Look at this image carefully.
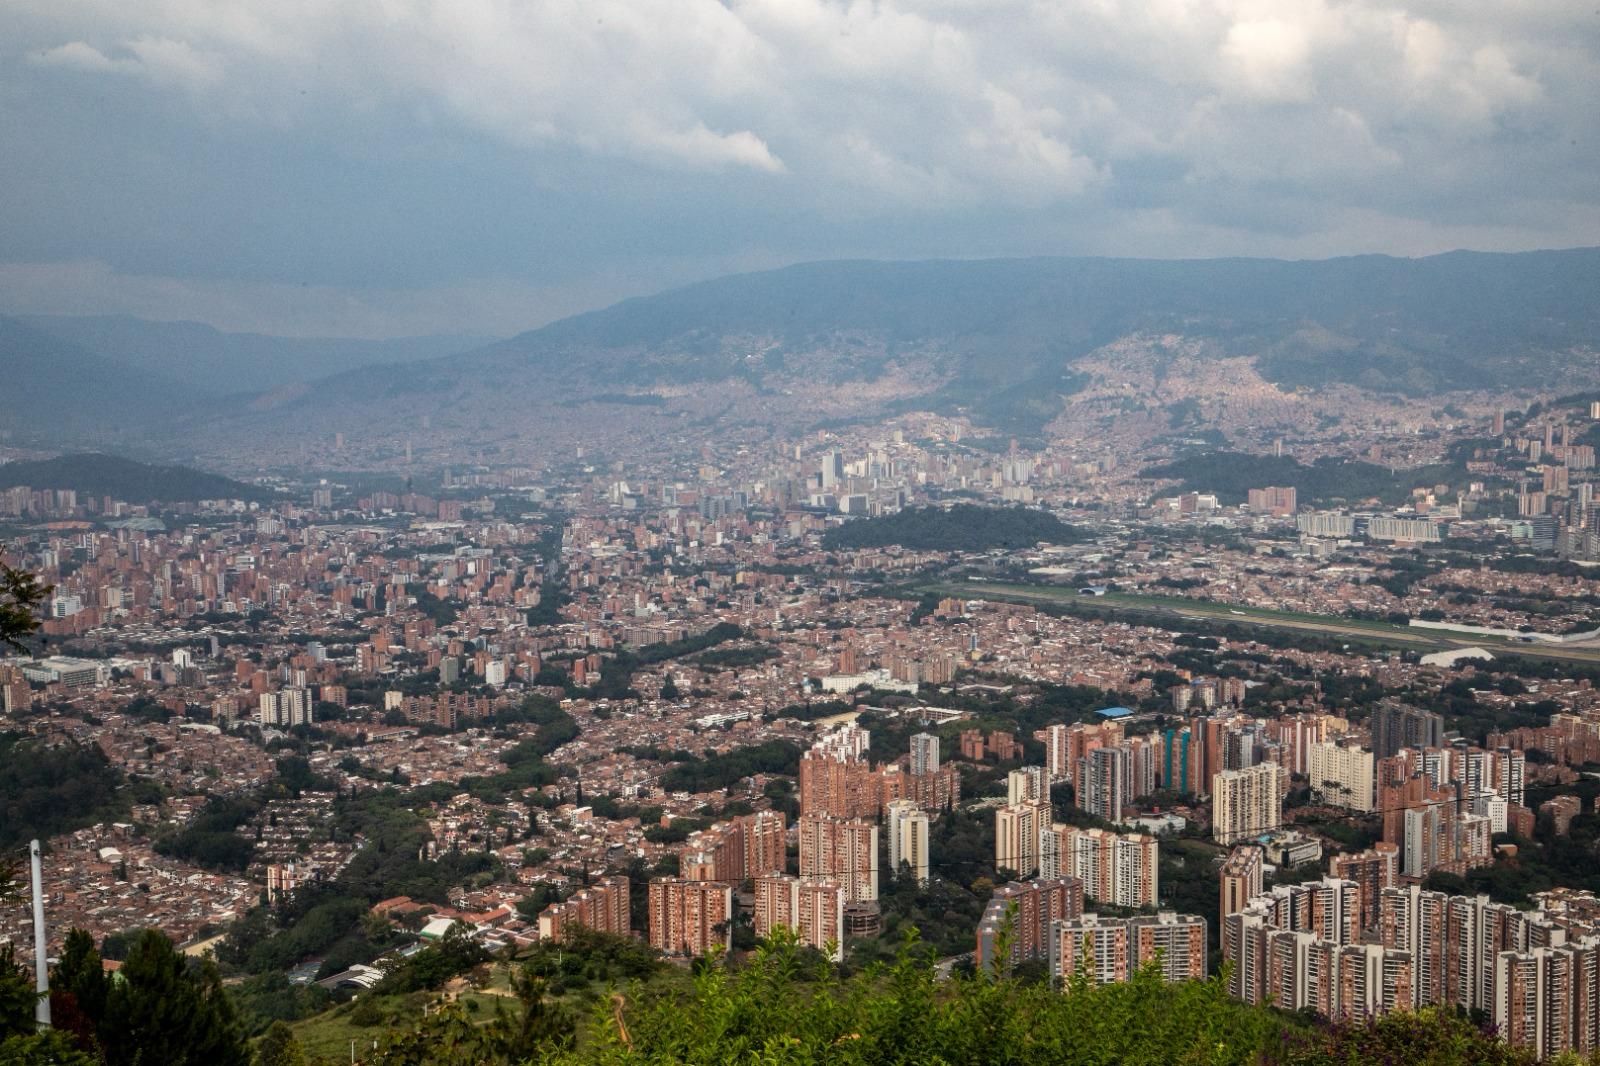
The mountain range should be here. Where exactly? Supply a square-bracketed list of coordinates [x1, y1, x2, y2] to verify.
[0, 313, 487, 444]
[15, 314, 486, 395]
[5, 249, 1599, 463]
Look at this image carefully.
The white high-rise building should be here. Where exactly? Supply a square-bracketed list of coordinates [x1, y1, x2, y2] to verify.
[1307, 741, 1375, 812]
[1212, 764, 1282, 844]
[820, 451, 843, 490]
[258, 687, 315, 729]
[995, 800, 1051, 878]
[1008, 766, 1048, 805]
[910, 733, 940, 775]
[886, 799, 930, 886]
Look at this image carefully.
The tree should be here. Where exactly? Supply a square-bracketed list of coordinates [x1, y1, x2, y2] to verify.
[0, 945, 39, 1039]
[253, 1022, 307, 1066]
[49, 929, 107, 1053]
[0, 1030, 98, 1066]
[98, 930, 250, 1066]
[0, 562, 49, 906]
[0, 562, 50, 654]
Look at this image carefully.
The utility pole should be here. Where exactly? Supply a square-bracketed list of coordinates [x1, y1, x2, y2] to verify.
[30, 839, 50, 1029]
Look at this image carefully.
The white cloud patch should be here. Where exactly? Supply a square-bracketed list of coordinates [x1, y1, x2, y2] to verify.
[1, 0, 1597, 334]
[12, 0, 1579, 197]
[33, 35, 220, 90]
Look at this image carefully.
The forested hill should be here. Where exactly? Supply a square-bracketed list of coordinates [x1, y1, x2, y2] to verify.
[0, 453, 273, 503]
[1141, 451, 1466, 507]
[822, 504, 1084, 552]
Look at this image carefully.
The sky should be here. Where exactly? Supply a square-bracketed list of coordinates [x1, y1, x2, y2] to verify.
[2, 0, 1598, 339]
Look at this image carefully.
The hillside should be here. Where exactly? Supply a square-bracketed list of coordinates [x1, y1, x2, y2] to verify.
[823, 504, 1085, 552]
[0, 453, 273, 503]
[1141, 451, 1467, 507]
[188, 249, 1600, 461]
[0, 315, 194, 440]
[17, 313, 488, 396]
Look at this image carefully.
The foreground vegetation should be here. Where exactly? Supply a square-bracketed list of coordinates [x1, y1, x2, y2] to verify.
[1, 894, 1593, 1065]
[315, 930, 1552, 1066]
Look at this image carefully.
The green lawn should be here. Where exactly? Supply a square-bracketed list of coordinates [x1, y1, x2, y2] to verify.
[289, 988, 518, 1061]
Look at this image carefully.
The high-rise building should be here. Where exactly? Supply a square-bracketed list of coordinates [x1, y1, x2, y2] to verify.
[1077, 746, 1130, 822]
[1052, 912, 1207, 987]
[820, 450, 843, 490]
[1220, 845, 1265, 921]
[742, 810, 788, 878]
[1008, 766, 1048, 805]
[1227, 879, 1408, 1018]
[1328, 844, 1398, 936]
[910, 733, 940, 775]
[1212, 764, 1282, 844]
[798, 749, 879, 819]
[1246, 486, 1298, 516]
[1043, 825, 1159, 909]
[1371, 703, 1444, 759]
[1044, 721, 1123, 783]
[995, 800, 1051, 878]
[648, 878, 733, 958]
[257, 686, 314, 728]
[1053, 913, 1130, 986]
[1130, 912, 1209, 984]
[753, 874, 798, 941]
[885, 800, 930, 886]
[798, 813, 878, 903]
[1306, 741, 1375, 812]
[975, 877, 1085, 974]
[539, 876, 631, 941]
[753, 874, 846, 961]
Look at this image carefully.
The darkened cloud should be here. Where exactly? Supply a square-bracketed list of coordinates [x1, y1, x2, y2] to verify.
[2, 0, 1596, 335]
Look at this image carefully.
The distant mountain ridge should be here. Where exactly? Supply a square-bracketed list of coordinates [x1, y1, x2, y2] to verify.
[0, 315, 195, 439]
[0, 453, 272, 503]
[15, 313, 489, 396]
[239, 248, 1600, 448]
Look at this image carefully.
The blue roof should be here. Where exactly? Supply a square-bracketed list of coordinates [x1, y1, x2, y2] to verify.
[1096, 706, 1134, 719]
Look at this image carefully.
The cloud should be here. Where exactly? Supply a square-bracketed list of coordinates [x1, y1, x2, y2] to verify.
[32, 35, 220, 90]
[1, 0, 1597, 334]
[15, 0, 1577, 199]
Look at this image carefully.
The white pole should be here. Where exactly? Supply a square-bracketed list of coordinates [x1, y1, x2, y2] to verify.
[29, 839, 50, 1029]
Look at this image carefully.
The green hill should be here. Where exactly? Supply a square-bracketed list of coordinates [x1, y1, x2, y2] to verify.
[0, 453, 273, 504]
[823, 504, 1085, 552]
[1141, 451, 1466, 507]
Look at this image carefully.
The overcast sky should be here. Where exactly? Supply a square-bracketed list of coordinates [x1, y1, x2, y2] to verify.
[3, 0, 1597, 339]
